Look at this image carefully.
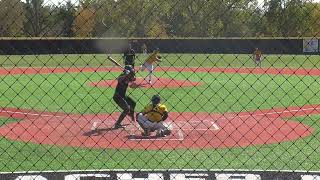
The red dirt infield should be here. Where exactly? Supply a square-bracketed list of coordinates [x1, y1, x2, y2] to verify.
[0, 67, 317, 150]
[88, 77, 203, 88]
[0, 105, 315, 150]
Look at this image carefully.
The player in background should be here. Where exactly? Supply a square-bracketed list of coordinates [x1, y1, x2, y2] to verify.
[253, 47, 262, 67]
[140, 48, 162, 84]
[113, 65, 136, 129]
[141, 43, 148, 55]
[123, 44, 136, 68]
[136, 94, 171, 137]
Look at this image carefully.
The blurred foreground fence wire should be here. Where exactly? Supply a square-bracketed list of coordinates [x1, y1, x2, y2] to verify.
[0, 0, 320, 180]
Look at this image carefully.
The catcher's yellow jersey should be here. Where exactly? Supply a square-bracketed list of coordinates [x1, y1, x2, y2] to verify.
[145, 52, 159, 64]
[143, 104, 168, 122]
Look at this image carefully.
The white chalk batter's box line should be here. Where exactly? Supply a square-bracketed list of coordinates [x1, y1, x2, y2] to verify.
[127, 130, 185, 141]
[90, 120, 218, 141]
[126, 120, 221, 141]
[91, 119, 220, 132]
[1, 106, 320, 126]
[162, 121, 220, 132]
[88, 120, 194, 141]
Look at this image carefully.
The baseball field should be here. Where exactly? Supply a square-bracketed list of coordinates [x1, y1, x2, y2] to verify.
[0, 53, 319, 172]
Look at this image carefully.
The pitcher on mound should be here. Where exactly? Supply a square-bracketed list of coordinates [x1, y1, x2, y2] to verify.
[140, 48, 162, 84]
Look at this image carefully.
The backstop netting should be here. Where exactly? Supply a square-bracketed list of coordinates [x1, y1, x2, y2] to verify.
[0, 0, 319, 179]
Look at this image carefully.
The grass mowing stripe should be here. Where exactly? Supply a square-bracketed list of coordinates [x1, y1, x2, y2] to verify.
[1, 71, 320, 114]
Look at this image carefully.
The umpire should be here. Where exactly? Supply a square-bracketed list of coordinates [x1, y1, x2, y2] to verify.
[113, 65, 136, 129]
[123, 44, 136, 68]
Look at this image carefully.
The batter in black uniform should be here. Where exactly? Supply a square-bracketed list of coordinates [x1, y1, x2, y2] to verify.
[123, 46, 136, 68]
[113, 65, 136, 129]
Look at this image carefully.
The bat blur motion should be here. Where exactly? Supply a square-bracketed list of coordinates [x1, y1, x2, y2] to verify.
[107, 56, 124, 69]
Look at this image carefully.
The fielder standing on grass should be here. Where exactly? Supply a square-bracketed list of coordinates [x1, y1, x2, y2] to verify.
[113, 65, 136, 129]
[253, 47, 262, 67]
[140, 48, 162, 84]
[136, 94, 171, 137]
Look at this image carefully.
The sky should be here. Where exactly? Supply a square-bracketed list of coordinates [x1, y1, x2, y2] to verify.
[43, 0, 78, 6]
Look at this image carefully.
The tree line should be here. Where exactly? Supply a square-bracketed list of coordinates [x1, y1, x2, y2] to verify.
[0, 0, 319, 38]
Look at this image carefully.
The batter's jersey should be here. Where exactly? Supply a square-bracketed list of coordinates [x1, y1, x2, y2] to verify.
[143, 104, 168, 122]
[114, 74, 129, 97]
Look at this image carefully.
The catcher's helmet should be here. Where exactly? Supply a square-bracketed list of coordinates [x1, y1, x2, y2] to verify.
[151, 94, 161, 105]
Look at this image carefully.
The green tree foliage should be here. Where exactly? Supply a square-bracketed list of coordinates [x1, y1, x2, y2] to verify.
[72, 0, 96, 37]
[264, 0, 284, 36]
[24, 0, 45, 36]
[0, 0, 26, 37]
[0, 0, 319, 37]
[263, 0, 316, 37]
[57, 1, 76, 37]
[92, 0, 118, 37]
[304, 1, 320, 37]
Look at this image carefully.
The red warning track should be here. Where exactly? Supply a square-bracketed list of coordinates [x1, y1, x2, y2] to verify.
[1, 66, 320, 76]
[0, 105, 315, 150]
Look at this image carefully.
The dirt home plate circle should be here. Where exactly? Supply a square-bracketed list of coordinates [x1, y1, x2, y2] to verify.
[0, 107, 314, 150]
[0, 67, 316, 150]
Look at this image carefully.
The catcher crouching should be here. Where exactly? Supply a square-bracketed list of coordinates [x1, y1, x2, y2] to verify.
[136, 94, 171, 137]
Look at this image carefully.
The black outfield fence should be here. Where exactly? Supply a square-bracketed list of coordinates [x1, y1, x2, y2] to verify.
[0, 0, 320, 179]
[0, 38, 313, 55]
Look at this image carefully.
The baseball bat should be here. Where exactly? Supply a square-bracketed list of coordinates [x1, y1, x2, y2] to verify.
[107, 56, 124, 69]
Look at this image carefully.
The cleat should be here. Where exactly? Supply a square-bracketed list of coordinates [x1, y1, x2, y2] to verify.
[91, 121, 99, 131]
[128, 135, 135, 139]
[114, 123, 126, 129]
[156, 129, 171, 137]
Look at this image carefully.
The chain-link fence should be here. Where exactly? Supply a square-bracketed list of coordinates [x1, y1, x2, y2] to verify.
[0, 0, 320, 179]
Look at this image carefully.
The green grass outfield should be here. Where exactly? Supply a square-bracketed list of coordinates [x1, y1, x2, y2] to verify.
[1, 53, 320, 68]
[0, 54, 319, 172]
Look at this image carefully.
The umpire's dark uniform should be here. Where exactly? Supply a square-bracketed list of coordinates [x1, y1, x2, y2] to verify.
[123, 48, 136, 68]
[113, 66, 136, 129]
